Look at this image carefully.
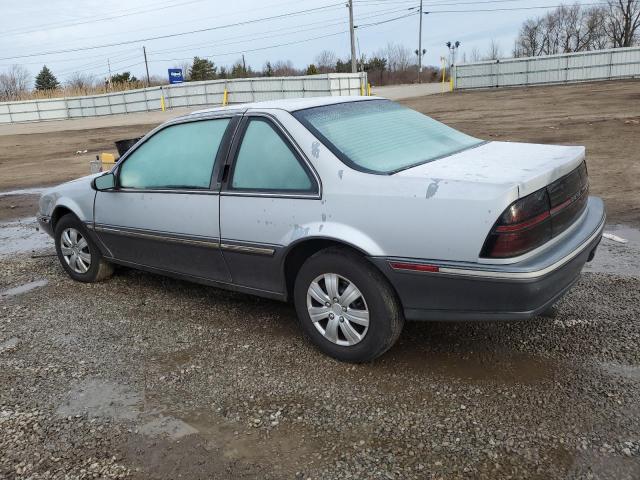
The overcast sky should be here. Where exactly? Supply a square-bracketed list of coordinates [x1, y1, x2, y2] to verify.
[1, 0, 601, 85]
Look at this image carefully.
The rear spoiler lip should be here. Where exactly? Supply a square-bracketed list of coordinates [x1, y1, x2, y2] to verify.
[515, 145, 585, 198]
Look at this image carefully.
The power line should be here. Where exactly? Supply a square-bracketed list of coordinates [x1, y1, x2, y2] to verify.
[426, 2, 609, 13]
[0, 3, 344, 61]
[147, 5, 410, 57]
[150, 10, 417, 63]
[0, 48, 139, 68]
[0, 0, 210, 38]
[39, 0, 331, 47]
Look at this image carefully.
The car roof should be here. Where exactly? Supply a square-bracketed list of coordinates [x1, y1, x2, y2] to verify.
[186, 95, 382, 117]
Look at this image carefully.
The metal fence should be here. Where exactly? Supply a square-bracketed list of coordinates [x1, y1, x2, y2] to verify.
[454, 46, 640, 89]
[0, 73, 367, 124]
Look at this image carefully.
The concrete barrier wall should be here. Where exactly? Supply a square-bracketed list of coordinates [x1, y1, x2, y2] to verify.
[454, 46, 640, 89]
[0, 73, 367, 124]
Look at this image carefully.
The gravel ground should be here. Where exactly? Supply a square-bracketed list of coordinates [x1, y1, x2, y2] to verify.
[1, 248, 639, 479]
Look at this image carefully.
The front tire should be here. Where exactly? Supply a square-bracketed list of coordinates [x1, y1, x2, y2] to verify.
[54, 214, 113, 283]
[294, 247, 404, 363]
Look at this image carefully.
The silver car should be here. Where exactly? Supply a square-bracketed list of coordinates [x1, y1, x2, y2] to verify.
[37, 97, 605, 362]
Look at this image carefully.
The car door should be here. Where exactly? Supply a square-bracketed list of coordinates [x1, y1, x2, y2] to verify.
[94, 115, 237, 282]
[219, 113, 321, 296]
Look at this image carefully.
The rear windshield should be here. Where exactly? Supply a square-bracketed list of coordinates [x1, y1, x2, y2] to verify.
[293, 99, 483, 174]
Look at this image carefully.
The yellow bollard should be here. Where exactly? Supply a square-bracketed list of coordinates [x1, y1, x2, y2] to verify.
[360, 83, 365, 96]
[160, 93, 166, 112]
[367, 82, 371, 96]
[441, 57, 447, 94]
[100, 152, 116, 172]
[222, 89, 228, 106]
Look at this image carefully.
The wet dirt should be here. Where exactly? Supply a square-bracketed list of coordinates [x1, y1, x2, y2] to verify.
[0, 194, 39, 222]
[585, 224, 640, 277]
[0, 216, 52, 256]
[0, 124, 154, 190]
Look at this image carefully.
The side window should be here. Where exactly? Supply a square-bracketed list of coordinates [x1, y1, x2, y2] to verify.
[119, 118, 230, 189]
[230, 118, 315, 192]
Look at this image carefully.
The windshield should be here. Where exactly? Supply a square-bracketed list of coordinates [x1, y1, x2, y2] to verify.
[293, 99, 483, 174]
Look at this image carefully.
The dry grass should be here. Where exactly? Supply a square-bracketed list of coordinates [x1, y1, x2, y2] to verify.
[9, 81, 163, 102]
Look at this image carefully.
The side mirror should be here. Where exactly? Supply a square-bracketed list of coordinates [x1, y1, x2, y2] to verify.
[92, 172, 116, 191]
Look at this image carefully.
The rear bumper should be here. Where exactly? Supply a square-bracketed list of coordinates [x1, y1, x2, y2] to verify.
[370, 196, 606, 321]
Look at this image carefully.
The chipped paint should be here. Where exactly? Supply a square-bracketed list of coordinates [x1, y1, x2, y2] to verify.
[425, 179, 441, 199]
[338, 170, 344, 179]
[311, 141, 320, 158]
[290, 224, 311, 242]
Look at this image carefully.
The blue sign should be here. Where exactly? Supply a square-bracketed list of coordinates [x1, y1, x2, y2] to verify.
[168, 68, 184, 84]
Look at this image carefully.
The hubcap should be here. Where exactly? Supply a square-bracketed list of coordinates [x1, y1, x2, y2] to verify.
[60, 228, 91, 274]
[306, 273, 369, 347]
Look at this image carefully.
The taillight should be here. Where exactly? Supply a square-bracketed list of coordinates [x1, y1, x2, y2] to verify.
[481, 162, 589, 259]
[481, 188, 552, 258]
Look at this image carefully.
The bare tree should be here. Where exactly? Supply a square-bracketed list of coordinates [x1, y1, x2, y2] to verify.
[272, 60, 297, 76]
[384, 42, 412, 72]
[605, 0, 640, 46]
[484, 39, 503, 60]
[470, 46, 483, 62]
[315, 50, 337, 73]
[0, 65, 30, 101]
[66, 72, 95, 92]
[514, 4, 612, 57]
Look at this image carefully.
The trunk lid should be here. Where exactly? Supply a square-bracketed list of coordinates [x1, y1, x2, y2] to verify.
[395, 141, 585, 197]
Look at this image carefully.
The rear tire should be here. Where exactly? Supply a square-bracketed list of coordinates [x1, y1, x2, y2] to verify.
[293, 247, 404, 362]
[54, 214, 113, 283]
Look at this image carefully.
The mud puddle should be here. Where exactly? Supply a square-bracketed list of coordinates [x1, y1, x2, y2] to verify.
[56, 377, 315, 476]
[57, 379, 207, 440]
[383, 343, 559, 385]
[0, 217, 52, 256]
[585, 224, 640, 277]
[0, 279, 48, 299]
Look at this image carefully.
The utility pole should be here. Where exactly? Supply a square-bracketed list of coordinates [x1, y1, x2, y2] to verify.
[242, 54, 246, 74]
[143, 46, 150, 87]
[418, 0, 423, 83]
[107, 58, 112, 91]
[348, 0, 357, 73]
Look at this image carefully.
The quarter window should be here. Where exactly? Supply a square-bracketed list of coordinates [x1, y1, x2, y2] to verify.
[119, 118, 230, 189]
[230, 118, 314, 192]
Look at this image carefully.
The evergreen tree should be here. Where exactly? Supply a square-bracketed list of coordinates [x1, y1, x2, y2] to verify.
[110, 71, 138, 84]
[263, 61, 274, 77]
[306, 64, 319, 75]
[34, 65, 59, 91]
[231, 61, 249, 78]
[335, 59, 351, 73]
[189, 57, 217, 81]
